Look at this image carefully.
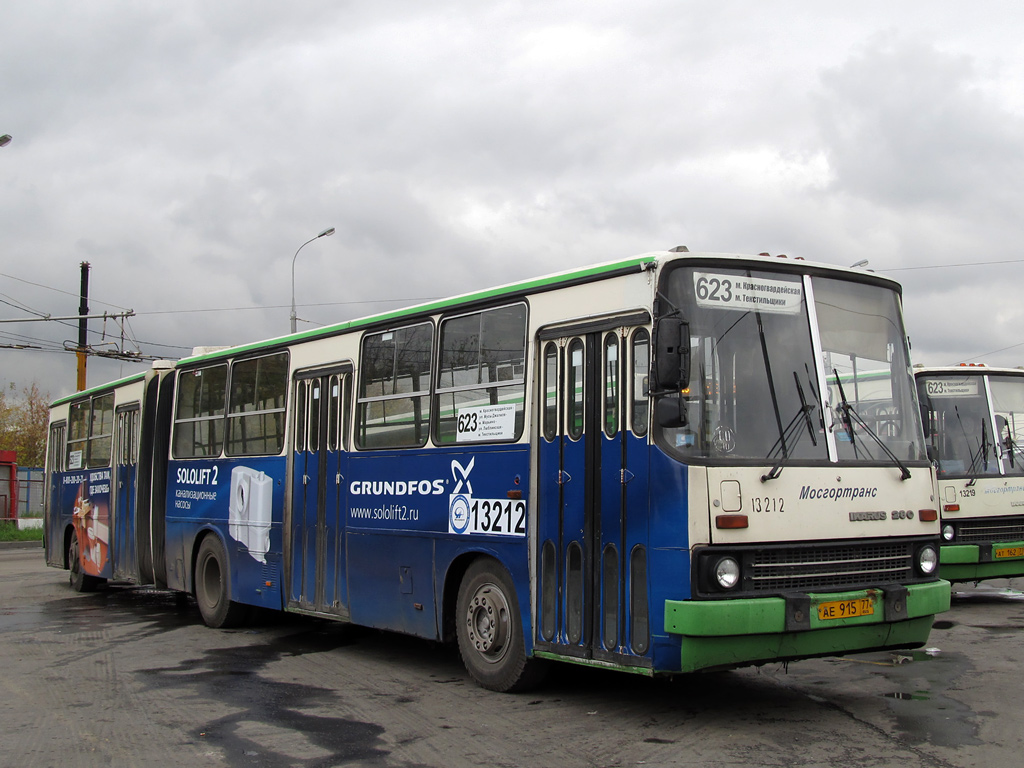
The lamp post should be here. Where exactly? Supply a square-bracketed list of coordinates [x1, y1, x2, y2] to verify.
[290, 227, 335, 334]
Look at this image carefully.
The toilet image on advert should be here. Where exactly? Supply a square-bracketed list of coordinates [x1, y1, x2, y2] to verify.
[229, 466, 272, 563]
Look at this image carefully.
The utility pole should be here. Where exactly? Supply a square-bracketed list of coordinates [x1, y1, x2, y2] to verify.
[77, 262, 90, 391]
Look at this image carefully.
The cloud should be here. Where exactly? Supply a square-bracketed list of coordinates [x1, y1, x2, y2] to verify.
[5, 3, 1024, 399]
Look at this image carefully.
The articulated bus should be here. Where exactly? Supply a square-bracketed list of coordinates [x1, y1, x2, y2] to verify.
[44, 249, 950, 691]
[915, 365, 1024, 582]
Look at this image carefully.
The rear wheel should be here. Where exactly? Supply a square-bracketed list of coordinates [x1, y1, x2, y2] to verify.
[67, 534, 102, 593]
[194, 535, 250, 628]
[456, 559, 548, 692]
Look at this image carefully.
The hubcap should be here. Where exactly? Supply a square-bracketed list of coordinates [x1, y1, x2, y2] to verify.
[466, 583, 510, 664]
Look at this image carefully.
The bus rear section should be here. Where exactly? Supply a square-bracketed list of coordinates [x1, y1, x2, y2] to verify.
[44, 366, 172, 592]
[916, 365, 1024, 582]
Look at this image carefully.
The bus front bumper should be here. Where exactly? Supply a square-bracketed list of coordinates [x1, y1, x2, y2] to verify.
[940, 541, 1024, 582]
[663, 580, 951, 673]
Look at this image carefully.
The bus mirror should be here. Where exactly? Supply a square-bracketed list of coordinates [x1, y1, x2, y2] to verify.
[655, 318, 690, 391]
[919, 404, 930, 438]
[655, 394, 688, 428]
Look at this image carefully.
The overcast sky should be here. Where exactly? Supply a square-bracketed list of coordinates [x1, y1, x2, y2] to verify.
[3, 1, 1024, 401]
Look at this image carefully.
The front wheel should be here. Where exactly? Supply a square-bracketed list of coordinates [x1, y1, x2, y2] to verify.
[67, 533, 102, 593]
[194, 535, 250, 628]
[456, 559, 547, 692]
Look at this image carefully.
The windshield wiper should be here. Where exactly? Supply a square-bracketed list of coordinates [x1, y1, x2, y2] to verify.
[761, 372, 818, 482]
[955, 406, 990, 486]
[1003, 414, 1018, 469]
[833, 368, 911, 481]
[753, 310, 789, 462]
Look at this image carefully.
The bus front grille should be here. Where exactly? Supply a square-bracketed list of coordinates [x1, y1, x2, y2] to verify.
[955, 516, 1024, 544]
[749, 541, 916, 592]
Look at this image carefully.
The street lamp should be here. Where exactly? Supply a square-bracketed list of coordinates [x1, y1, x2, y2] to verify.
[290, 227, 335, 333]
[0, 135, 11, 148]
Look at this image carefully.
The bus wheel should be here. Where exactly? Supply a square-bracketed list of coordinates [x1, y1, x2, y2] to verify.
[456, 559, 548, 692]
[194, 536, 249, 629]
[67, 534, 101, 593]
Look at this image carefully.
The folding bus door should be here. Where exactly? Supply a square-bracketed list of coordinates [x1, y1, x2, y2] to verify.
[290, 366, 352, 617]
[112, 404, 140, 581]
[536, 324, 652, 667]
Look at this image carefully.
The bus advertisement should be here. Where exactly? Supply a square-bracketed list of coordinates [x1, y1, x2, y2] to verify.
[916, 365, 1024, 582]
[44, 249, 950, 691]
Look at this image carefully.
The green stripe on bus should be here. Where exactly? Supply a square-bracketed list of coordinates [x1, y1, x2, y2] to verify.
[51, 372, 149, 407]
[181, 255, 656, 364]
[673, 616, 936, 673]
[664, 580, 950, 637]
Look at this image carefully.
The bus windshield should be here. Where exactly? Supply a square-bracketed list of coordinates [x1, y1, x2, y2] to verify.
[657, 264, 926, 466]
[918, 372, 1024, 478]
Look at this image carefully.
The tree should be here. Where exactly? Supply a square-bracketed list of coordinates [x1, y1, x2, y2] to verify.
[0, 383, 51, 467]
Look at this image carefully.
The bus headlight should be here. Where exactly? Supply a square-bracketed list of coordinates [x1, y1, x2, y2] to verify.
[942, 524, 956, 542]
[714, 557, 741, 589]
[916, 545, 939, 576]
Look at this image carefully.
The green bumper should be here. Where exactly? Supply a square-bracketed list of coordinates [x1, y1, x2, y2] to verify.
[664, 580, 951, 673]
[940, 541, 1024, 582]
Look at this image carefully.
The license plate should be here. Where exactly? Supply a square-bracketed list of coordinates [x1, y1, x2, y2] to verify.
[817, 597, 875, 621]
[995, 546, 1024, 559]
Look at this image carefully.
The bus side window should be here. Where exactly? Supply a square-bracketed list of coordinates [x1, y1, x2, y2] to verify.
[567, 339, 585, 440]
[357, 322, 433, 449]
[543, 342, 559, 441]
[631, 329, 650, 437]
[227, 352, 289, 456]
[293, 380, 308, 452]
[50, 422, 67, 473]
[66, 401, 89, 470]
[328, 374, 342, 452]
[435, 303, 527, 445]
[603, 332, 619, 437]
[88, 393, 115, 468]
[173, 364, 228, 459]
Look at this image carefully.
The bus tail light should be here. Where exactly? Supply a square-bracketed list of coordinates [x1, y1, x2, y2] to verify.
[919, 509, 938, 522]
[716, 514, 748, 529]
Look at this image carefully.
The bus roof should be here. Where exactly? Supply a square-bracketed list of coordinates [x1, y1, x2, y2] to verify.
[50, 371, 149, 408]
[179, 249, 898, 366]
[915, 365, 1024, 377]
[54, 248, 901, 397]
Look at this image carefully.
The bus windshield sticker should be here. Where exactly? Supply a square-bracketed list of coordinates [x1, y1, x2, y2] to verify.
[456, 404, 517, 442]
[924, 378, 980, 397]
[693, 272, 802, 315]
[68, 450, 83, 470]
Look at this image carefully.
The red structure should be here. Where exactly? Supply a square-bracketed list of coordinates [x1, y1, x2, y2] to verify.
[0, 451, 18, 522]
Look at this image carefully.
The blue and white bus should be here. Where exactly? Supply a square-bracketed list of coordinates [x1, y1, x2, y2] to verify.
[916, 364, 1024, 582]
[44, 248, 950, 691]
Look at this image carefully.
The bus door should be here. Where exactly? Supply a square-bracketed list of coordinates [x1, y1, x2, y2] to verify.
[44, 421, 67, 568]
[536, 324, 652, 666]
[289, 366, 352, 617]
[112, 404, 140, 581]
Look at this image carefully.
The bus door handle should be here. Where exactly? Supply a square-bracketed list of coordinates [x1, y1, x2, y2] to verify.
[558, 470, 572, 485]
[621, 469, 635, 485]
[303, 474, 309, 485]
[336, 473, 343, 485]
